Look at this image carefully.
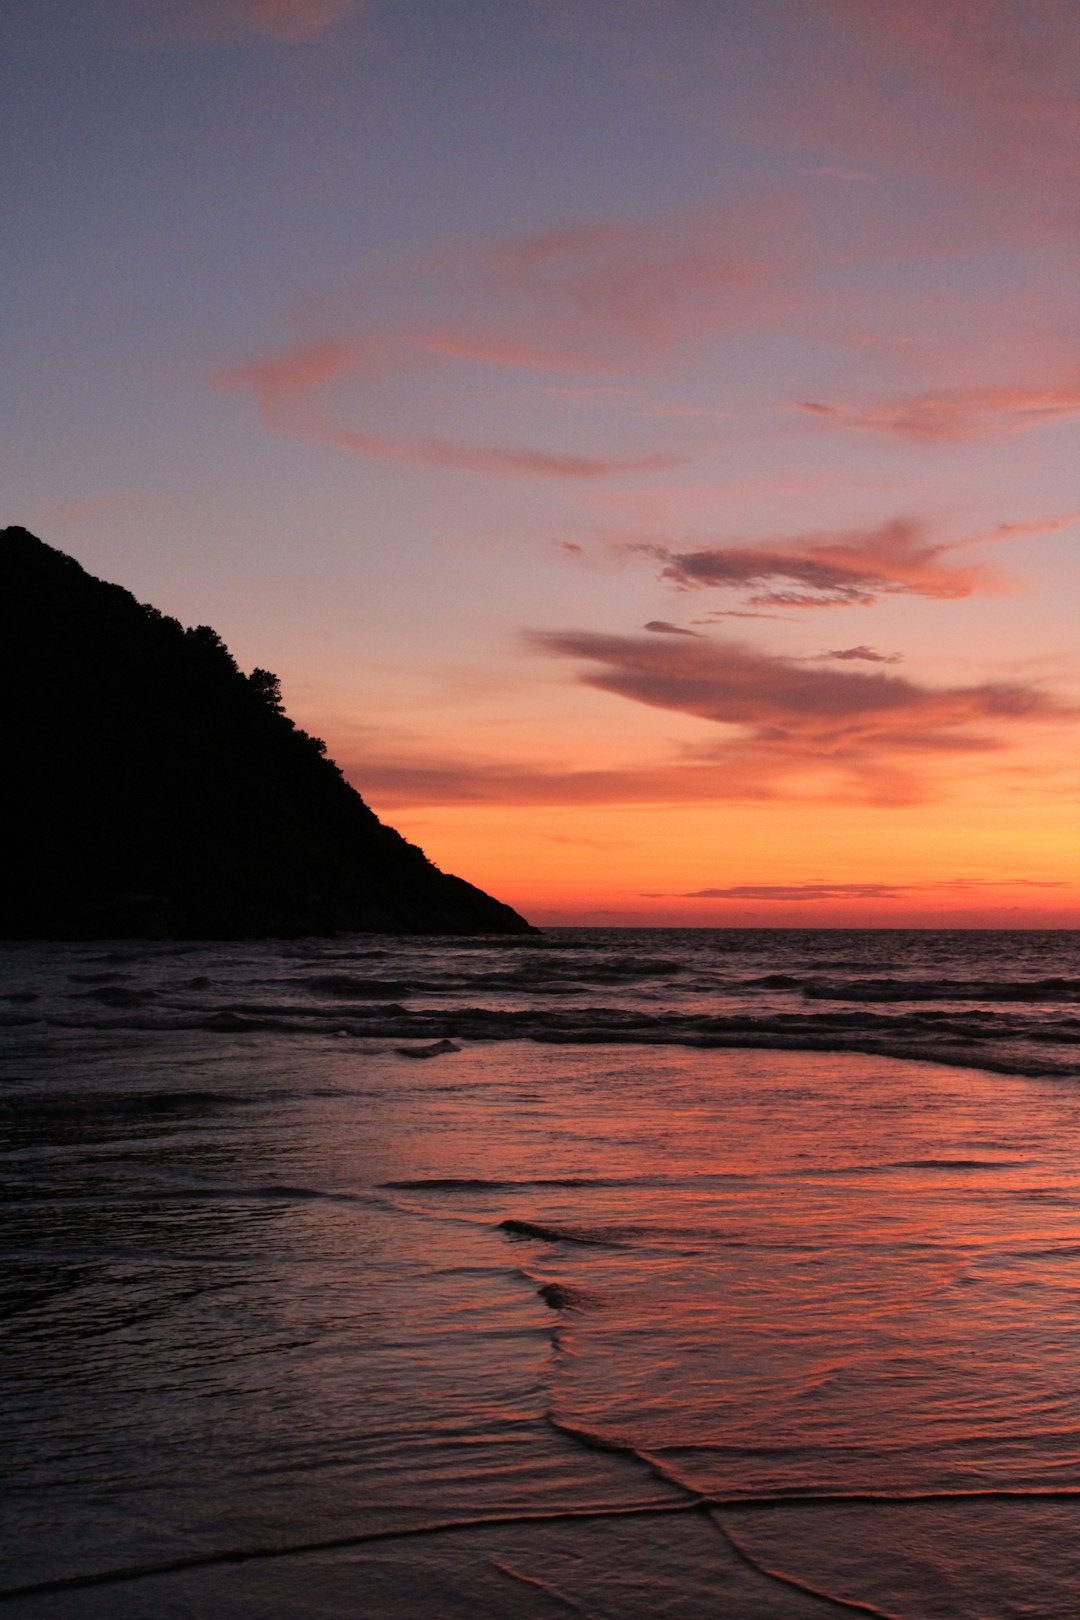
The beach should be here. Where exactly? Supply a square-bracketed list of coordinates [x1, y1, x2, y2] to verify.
[5, 930, 1080, 1616]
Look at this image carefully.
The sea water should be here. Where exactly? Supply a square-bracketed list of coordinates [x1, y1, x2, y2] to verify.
[3, 929, 1080, 1617]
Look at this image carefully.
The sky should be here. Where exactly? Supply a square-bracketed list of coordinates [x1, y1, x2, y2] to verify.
[3, 0, 1078, 926]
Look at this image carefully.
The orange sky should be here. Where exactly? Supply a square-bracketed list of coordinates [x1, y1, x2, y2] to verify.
[6, 0, 1079, 924]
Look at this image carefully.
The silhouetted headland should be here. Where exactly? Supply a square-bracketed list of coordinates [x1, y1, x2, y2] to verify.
[1, 527, 533, 938]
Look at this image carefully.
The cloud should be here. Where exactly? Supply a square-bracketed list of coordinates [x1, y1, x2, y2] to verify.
[643, 620, 700, 636]
[817, 646, 902, 664]
[525, 628, 1074, 802]
[797, 384, 1080, 443]
[214, 336, 686, 479]
[534, 0, 1080, 198]
[684, 882, 907, 901]
[131, 0, 361, 42]
[214, 336, 381, 408]
[215, 201, 797, 475]
[347, 756, 782, 809]
[991, 513, 1080, 541]
[801, 166, 871, 181]
[187, 0, 359, 40]
[433, 208, 794, 366]
[547, 834, 632, 850]
[642, 518, 997, 608]
[38, 493, 136, 524]
[678, 878, 1065, 900]
[404, 330, 597, 375]
[342, 614, 1073, 806]
[338, 431, 679, 480]
[817, 0, 1080, 176]
[320, 428, 684, 479]
[695, 608, 794, 622]
[742, 0, 1080, 199]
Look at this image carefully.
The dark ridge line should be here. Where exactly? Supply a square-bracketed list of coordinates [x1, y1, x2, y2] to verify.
[381, 1176, 640, 1190]
[0, 1503, 696, 1603]
[3, 1183, 390, 1213]
[712, 1514, 904, 1620]
[625, 1398, 933, 1620]
[548, 1414, 711, 1508]
[549, 1411, 883, 1615]
[4, 1480, 1080, 1602]
[718, 1487, 1080, 1508]
[547, 1405, 1080, 1615]
[488, 1556, 593, 1617]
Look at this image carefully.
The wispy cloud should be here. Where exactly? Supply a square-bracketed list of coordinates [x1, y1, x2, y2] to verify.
[684, 882, 908, 901]
[798, 384, 1080, 442]
[213, 335, 685, 479]
[816, 646, 903, 664]
[639, 518, 999, 608]
[643, 620, 700, 637]
[38, 493, 137, 524]
[746, 0, 1080, 199]
[437, 211, 790, 362]
[187, 0, 360, 40]
[347, 755, 780, 809]
[801, 166, 871, 182]
[214, 336, 382, 408]
[214, 203, 796, 476]
[818, 0, 1080, 176]
[677, 878, 1065, 900]
[321, 427, 683, 479]
[525, 628, 1074, 802]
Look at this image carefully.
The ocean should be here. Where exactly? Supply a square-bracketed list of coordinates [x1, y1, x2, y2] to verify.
[4, 927, 1080, 1617]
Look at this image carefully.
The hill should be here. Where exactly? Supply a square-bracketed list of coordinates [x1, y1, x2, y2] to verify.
[1, 528, 533, 937]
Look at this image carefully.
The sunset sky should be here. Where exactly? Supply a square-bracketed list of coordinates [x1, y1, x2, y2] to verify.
[5, 0, 1078, 925]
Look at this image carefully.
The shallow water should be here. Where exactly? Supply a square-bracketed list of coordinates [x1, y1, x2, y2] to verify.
[4, 931, 1080, 1616]
[4, 927, 1080, 1078]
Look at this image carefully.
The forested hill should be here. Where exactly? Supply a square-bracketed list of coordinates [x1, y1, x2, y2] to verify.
[1, 528, 533, 938]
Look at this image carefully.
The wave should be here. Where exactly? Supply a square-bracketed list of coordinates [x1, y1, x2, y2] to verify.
[801, 977, 1080, 1003]
[301, 975, 417, 998]
[536, 1281, 588, 1310]
[15, 996, 1080, 1078]
[296, 954, 690, 998]
[500, 1217, 625, 1247]
[382, 1176, 628, 1190]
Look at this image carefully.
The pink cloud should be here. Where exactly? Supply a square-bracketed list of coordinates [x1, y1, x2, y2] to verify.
[214, 318, 690, 480]
[38, 493, 136, 524]
[447, 210, 794, 364]
[686, 882, 906, 901]
[816, 646, 903, 665]
[798, 384, 1080, 442]
[343, 624, 1073, 809]
[214, 199, 814, 482]
[347, 755, 782, 810]
[757, 0, 1080, 194]
[213, 336, 380, 411]
[192, 0, 359, 39]
[525, 629, 1074, 802]
[680, 878, 1064, 900]
[320, 427, 685, 479]
[642, 518, 997, 607]
[403, 330, 600, 375]
[823, 0, 1080, 172]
